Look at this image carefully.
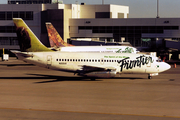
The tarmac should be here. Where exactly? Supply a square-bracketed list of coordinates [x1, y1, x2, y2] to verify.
[0, 57, 180, 120]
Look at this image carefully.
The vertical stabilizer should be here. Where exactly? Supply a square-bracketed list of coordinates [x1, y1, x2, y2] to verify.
[46, 22, 74, 47]
[13, 18, 52, 52]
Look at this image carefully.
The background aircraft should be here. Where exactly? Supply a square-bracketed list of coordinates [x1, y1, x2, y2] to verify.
[46, 23, 138, 54]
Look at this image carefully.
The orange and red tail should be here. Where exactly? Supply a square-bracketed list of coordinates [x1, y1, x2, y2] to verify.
[46, 23, 74, 47]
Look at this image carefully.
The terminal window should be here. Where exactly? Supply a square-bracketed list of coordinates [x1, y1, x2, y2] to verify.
[0, 37, 18, 45]
[79, 25, 179, 35]
[95, 12, 112, 18]
[78, 25, 179, 46]
[8, 0, 51, 4]
[0, 26, 15, 33]
[0, 11, 33, 20]
[0, 12, 5, 20]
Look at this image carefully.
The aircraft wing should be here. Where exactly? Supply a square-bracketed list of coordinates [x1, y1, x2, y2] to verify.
[78, 65, 116, 73]
[76, 65, 117, 78]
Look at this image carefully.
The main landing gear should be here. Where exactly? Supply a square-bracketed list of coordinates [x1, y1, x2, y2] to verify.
[148, 74, 152, 79]
[148, 73, 159, 79]
[90, 78, 96, 81]
[148, 76, 152, 79]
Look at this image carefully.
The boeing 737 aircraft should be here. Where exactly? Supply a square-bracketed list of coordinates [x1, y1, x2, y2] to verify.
[12, 18, 171, 80]
[46, 22, 137, 53]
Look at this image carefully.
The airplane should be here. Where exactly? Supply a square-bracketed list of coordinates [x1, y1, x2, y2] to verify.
[12, 18, 171, 80]
[46, 22, 138, 53]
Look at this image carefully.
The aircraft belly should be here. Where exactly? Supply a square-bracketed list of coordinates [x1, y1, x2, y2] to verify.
[122, 67, 146, 74]
[51, 62, 75, 71]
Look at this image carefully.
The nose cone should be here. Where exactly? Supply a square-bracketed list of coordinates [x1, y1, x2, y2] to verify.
[158, 62, 171, 72]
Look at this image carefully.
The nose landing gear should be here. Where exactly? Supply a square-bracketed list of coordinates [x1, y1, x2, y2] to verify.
[148, 73, 158, 79]
[148, 75, 152, 79]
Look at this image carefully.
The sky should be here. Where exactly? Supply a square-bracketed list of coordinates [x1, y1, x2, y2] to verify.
[0, 0, 180, 18]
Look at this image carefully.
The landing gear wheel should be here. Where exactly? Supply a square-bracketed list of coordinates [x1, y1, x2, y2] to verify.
[148, 76, 152, 79]
[91, 78, 96, 81]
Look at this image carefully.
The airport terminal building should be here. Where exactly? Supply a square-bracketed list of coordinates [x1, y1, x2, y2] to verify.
[0, 0, 180, 58]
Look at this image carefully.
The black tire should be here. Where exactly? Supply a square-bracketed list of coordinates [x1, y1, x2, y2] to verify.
[91, 78, 96, 81]
[148, 76, 152, 79]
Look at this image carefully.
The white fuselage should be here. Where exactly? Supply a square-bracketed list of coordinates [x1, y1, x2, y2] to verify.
[56, 46, 137, 53]
[17, 51, 170, 78]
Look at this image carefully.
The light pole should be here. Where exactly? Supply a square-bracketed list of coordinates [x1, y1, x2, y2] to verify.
[157, 0, 159, 18]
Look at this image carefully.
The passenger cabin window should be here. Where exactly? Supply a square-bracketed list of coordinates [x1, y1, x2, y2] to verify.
[57, 58, 121, 63]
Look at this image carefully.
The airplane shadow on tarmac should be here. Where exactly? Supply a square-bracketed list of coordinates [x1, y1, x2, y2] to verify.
[0, 64, 144, 83]
[0, 73, 143, 83]
[8, 74, 144, 84]
[29, 74, 143, 83]
[0, 64, 34, 67]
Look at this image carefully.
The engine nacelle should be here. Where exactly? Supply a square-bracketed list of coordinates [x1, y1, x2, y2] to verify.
[84, 71, 116, 78]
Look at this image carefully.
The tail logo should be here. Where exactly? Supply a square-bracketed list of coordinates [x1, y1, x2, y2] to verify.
[15, 24, 31, 52]
[13, 18, 53, 52]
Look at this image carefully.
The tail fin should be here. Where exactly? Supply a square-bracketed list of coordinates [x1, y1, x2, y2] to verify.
[13, 18, 53, 52]
[46, 22, 74, 47]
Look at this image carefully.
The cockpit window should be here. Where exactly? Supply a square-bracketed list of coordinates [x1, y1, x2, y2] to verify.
[156, 58, 162, 62]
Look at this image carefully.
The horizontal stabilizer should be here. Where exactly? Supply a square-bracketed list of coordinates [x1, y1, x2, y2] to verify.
[11, 50, 33, 58]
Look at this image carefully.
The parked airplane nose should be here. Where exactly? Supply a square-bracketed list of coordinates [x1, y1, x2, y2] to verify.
[159, 62, 171, 72]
